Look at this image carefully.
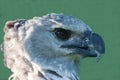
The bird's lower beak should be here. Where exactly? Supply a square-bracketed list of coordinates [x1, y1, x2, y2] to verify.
[61, 33, 105, 60]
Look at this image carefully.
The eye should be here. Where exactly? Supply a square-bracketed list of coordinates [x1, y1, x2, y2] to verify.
[54, 28, 71, 41]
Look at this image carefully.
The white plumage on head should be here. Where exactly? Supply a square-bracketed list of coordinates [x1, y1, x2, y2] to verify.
[2, 13, 105, 80]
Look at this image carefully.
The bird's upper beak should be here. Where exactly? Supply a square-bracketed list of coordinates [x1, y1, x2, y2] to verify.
[61, 32, 105, 60]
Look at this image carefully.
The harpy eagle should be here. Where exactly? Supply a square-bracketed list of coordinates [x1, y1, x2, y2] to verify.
[1, 13, 105, 80]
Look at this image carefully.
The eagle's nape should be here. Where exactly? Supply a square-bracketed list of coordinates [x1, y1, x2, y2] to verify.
[1, 13, 105, 80]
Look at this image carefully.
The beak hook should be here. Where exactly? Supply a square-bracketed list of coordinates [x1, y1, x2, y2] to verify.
[96, 50, 102, 62]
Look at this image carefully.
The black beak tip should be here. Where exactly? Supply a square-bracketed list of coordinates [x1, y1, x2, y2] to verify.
[91, 33, 105, 54]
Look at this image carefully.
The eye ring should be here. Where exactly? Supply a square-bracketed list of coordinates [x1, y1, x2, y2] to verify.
[54, 28, 71, 41]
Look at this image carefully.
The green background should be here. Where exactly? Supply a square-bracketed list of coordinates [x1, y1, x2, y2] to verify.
[0, 0, 120, 80]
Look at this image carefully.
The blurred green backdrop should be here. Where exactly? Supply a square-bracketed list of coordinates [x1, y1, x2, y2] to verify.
[0, 0, 120, 80]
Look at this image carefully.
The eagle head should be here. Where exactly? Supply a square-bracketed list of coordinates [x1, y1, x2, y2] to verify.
[2, 13, 105, 80]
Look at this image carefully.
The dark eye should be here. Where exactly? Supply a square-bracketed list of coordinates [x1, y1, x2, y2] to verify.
[54, 28, 71, 41]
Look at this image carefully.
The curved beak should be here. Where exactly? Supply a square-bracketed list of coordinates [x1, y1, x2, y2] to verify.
[61, 33, 105, 61]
